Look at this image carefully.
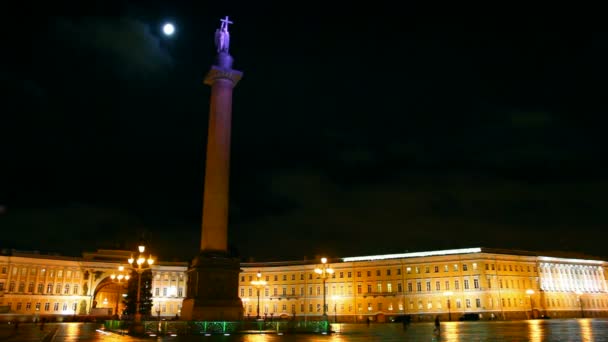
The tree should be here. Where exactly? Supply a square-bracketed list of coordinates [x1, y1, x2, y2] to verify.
[123, 269, 153, 318]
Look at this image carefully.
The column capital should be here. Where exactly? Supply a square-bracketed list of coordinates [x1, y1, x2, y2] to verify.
[204, 66, 243, 87]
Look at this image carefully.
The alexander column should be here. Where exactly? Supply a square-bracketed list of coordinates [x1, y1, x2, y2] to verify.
[181, 16, 243, 321]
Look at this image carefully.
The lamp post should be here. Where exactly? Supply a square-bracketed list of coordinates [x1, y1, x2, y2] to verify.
[331, 295, 340, 323]
[443, 291, 453, 321]
[110, 266, 130, 317]
[314, 257, 334, 321]
[127, 244, 155, 324]
[241, 298, 249, 319]
[526, 289, 534, 319]
[251, 272, 267, 320]
[576, 291, 584, 318]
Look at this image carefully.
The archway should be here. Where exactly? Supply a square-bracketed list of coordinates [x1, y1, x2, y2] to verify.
[92, 277, 128, 317]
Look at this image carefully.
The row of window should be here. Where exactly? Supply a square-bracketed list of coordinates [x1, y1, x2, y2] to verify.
[239, 297, 608, 315]
[153, 287, 184, 297]
[0, 301, 78, 312]
[239, 275, 545, 299]
[240, 278, 484, 297]
[240, 298, 486, 314]
[0, 266, 81, 279]
[240, 263, 542, 284]
[154, 273, 185, 281]
[0, 282, 80, 295]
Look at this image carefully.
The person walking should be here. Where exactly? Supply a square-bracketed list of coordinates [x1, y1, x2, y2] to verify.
[434, 315, 440, 334]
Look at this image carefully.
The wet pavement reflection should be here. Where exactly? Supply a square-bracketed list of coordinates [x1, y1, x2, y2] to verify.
[1, 318, 607, 341]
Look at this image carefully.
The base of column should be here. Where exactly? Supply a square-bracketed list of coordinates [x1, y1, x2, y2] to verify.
[180, 251, 243, 321]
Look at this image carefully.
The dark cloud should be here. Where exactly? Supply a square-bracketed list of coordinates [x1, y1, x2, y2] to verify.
[48, 17, 173, 78]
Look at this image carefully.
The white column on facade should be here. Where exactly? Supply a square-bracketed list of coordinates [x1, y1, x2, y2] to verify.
[592, 267, 601, 292]
[566, 266, 575, 292]
[555, 265, 562, 291]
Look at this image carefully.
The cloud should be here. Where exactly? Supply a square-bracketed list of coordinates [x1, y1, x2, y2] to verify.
[48, 17, 173, 79]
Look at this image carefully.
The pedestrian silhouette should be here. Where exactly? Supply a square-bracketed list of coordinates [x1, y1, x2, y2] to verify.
[434, 315, 440, 334]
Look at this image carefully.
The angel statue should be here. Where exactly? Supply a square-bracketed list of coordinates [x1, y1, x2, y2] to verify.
[214, 16, 233, 53]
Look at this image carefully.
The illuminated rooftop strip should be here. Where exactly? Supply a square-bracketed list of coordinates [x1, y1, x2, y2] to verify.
[538, 256, 605, 265]
[342, 248, 482, 262]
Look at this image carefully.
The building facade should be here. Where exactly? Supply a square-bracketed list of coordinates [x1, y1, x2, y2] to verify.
[238, 248, 608, 322]
[1, 247, 607, 322]
[0, 249, 188, 320]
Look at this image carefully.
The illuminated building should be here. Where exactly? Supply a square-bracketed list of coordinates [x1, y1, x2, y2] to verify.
[1, 247, 607, 322]
[0, 249, 187, 319]
[238, 248, 608, 322]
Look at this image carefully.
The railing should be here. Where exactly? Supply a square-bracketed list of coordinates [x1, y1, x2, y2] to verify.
[276, 294, 300, 299]
[104, 319, 332, 336]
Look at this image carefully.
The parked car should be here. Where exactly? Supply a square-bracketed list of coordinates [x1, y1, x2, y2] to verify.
[459, 313, 480, 321]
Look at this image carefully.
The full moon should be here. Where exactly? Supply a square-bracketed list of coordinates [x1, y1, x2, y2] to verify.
[162, 23, 175, 36]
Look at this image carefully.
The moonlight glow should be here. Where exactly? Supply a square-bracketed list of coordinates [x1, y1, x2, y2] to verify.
[162, 23, 175, 36]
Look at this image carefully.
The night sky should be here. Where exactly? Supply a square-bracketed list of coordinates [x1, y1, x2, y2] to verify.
[2, 2, 607, 262]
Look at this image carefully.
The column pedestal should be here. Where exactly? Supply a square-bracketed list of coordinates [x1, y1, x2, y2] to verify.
[181, 252, 243, 321]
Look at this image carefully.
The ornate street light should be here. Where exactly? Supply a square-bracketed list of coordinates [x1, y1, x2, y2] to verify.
[127, 244, 155, 323]
[314, 257, 334, 321]
[443, 291, 453, 321]
[526, 289, 535, 319]
[109, 266, 130, 317]
[251, 272, 267, 320]
[111, 266, 131, 283]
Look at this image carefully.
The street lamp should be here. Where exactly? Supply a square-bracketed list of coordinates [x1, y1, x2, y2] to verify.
[110, 266, 130, 317]
[314, 257, 334, 321]
[575, 291, 584, 318]
[251, 272, 267, 320]
[331, 295, 340, 323]
[127, 244, 155, 324]
[526, 289, 534, 319]
[443, 291, 453, 321]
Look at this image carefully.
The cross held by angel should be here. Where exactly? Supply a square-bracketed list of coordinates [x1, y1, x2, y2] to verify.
[215, 16, 232, 53]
